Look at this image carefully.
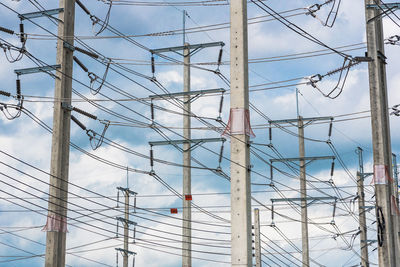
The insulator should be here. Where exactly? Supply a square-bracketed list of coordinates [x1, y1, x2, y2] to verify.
[150, 148, 154, 167]
[19, 23, 25, 43]
[16, 79, 21, 99]
[270, 165, 273, 182]
[71, 115, 87, 131]
[150, 102, 154, 121]
[116, 220, 119, 238]
[332, 200, 337, 219]
[133, 195, 137, 213]
[0, 26, 14, 35]
[271, 204, 275, 221]
[218, 142, 224, 164]
[328, 120, 333, 138]
[117, 191, 120, 208]
[133, 225, 136, 244]
[0, 90, 11, 97]
[151, 55, 155, 74]
[330, 161, 335, 177]
[269, 125, 272, 141]
[75, 46, 99, 59]
[76, 0, 91, 15]
[218, 95, 224, 114]
[217, 48, 223, 66]
[73, 56, 88, 72]
[72, 106, 97, 120]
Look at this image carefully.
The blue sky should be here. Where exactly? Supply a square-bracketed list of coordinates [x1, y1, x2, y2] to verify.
[0, 0, 399, 266]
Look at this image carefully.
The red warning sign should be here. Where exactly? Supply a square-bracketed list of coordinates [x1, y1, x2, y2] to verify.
[170, 208, 178, 214]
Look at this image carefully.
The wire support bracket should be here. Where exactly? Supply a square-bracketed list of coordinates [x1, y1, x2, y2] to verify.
[270, 155, 335, 166]
[367, 3, 400, 9]
[115, 248, 136, 256]
[18, 8, 64, 21]
[269, 116, 333, 127]
[14, 65, 61, 76]
[117, 187, 137, 196]
[149, 88, 225, 103]
[150, 41, 224, 57]
[149, 137, 225, 152]
[271, 196, 337, 207]
[366, 3, 400, 22]
[116, 217, 137, 226]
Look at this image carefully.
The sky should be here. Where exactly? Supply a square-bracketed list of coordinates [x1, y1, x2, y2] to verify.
[0, 0, 399, 266]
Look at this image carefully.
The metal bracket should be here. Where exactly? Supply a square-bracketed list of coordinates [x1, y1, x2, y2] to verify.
[115, 248, 136, 256]
[151, 41, 224, 57]
[377, 51, 387, 64]
[270, 156, 335, 167]
[361, 239, 378, 243]
[367, 3, 400, 9]
[149, 138, 225, 152]
[354, 56, 373, 62]
[117, 187, 137, 196]
[271, 196, 337, 207]
[360, 172, 374, 179]
[366, 3, 400, 22]
[63, 41, 75, 52]
[18, 8, 64, 21]
[14, 65, 61, 76]
[61, 102, 73, 111]
[360, 206, 375, 211]
[149, 88, 225, 103]
[269, 116, 333, 128]
[116, 217, 137, 226]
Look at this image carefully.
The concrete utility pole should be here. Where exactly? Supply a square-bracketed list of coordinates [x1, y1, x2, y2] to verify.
[150, 41, 223, 267]
[364, 1, 398, 266]
[123, 191, 130, 267]
[230, 0, 252, 266]
[357, 171, 370, 267]
[45, 1, 75, 266]
[269, 116, 333, 267]
[253, 209, 262, 267]
[298, 117, 309, 267]
[182, 43, 191, 267]
[116, 187, 137, 266]
[356, 147, 370, 267]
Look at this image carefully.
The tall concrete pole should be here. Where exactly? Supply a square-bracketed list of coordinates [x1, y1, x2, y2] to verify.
[364, 1, 397, 266]
[45, 1, 75, 266]
[254, 209, 261, 267]
[182, 43, 192, 267]
[123, 192, 130, 267]
[357, 172, 369, 267]
[230, 0, 252, 266]
[298, 117, 309, 267]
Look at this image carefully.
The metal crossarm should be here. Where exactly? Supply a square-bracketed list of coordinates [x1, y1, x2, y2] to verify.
[269, 116, 333, 127]
[270, 156, 335, 163]
[18, 8, 64, 20]
[149, 138, 225, 146]
[14, 65, 61, 76]
[367, 3, 400, 9]
[149, 88, 225, 100]
[360, 172, 374, 178]
[116, 217, 137, 226]
[271, 196, 337, 203]
[117, 187, 137, 196]
[115, 248, 136, 256]
[151, 41, 224, 55]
